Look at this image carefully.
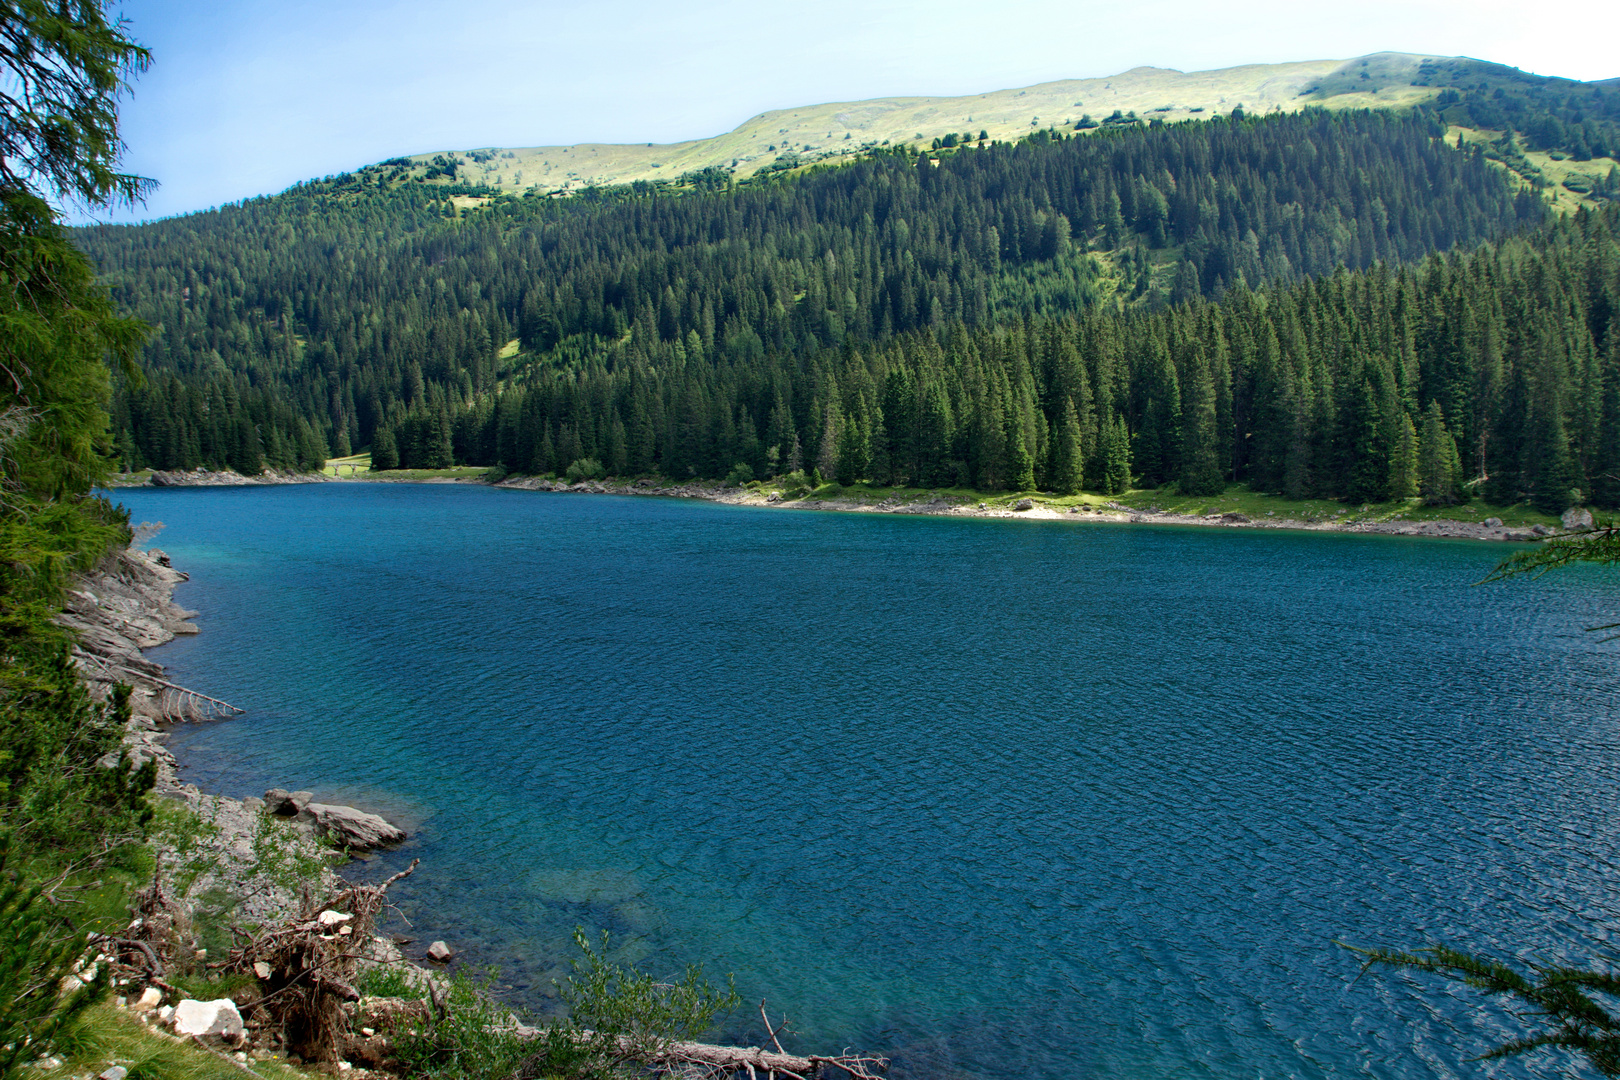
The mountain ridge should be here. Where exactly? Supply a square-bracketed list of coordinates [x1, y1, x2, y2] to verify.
[394, 52, 1445, 193]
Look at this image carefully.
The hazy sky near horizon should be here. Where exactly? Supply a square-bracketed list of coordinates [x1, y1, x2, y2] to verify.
[103, 0, 1620, 223]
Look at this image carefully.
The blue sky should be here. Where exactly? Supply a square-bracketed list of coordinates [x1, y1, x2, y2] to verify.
[105, 0, 1620, 223]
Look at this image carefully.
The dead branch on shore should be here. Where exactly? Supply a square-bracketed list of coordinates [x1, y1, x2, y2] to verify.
[504, 1003, 888, 1080]
[219, 859, 419, 1062]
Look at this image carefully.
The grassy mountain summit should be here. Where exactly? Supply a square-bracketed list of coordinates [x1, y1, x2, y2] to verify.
[393, 54, 1445, 194]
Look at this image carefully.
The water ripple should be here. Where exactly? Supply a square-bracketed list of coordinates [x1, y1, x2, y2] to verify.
[117, 484, 1620, 1080]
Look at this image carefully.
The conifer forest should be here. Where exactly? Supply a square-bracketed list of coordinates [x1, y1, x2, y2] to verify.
[76, 95, 1620, 513]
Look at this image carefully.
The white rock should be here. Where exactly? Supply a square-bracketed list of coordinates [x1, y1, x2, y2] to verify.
[136, 986, 163, 1011]
[318, 910, 354, 927]
[99, 1067, 129, 1080]
[253, 961, 272, 980]
[426, 940, 453, 963]
[158, 1005, 175, 1022]
[172, 998, 244, 1041]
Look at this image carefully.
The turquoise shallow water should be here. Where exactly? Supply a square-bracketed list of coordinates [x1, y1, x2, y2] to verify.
[113, 483, 1620, 1080]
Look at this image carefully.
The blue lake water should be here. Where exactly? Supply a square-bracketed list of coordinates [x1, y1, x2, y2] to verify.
[112, 483, 1620, 1080]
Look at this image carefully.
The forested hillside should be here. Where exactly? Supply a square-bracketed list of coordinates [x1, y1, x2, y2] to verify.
[422, 204, 1620, 513]
[79, 109, 1541, 475]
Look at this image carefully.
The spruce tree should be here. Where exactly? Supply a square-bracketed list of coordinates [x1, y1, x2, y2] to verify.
[370, 426, 399, 470]
[1102, 413, 1132, 494]
[1389, 410, 1419, 500]
[1179, 350, 1224, 496]
[1052, 397, 1085, 495]
[835, 415, 868, 485]
[1418, 400, 1460, 505]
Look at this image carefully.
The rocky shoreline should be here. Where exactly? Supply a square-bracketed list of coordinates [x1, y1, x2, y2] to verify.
[111, 465, 1574, 543]
[63, 544, 410, 929]
[107, 466, 330, 487]
[494, 475, 1575, 542]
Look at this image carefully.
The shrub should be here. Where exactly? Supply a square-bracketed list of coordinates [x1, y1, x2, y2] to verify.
[564, 458, 604, 483]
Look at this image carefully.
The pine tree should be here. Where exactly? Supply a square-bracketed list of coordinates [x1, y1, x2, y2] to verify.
[1052, 397, 1085, 495]
[835, 415, 869, 485]
[1418, 400, 1460, 505]
[1179, 350, 1224, 495]
[1389, 410, 1419, 499]
[370, 426, 399, 470]
[1102, 412, 1132, 494]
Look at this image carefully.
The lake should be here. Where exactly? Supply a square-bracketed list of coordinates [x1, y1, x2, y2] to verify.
[112, 482, 1620, 1080]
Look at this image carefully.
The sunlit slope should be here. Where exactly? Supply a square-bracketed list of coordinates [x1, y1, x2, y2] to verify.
[399, 53, 1442, 193]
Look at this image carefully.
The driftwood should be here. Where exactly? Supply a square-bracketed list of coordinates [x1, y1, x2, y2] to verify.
[221, 859, 418, 1061]
[504, 1003, 888, 1080]
[73, 648, 243, 719]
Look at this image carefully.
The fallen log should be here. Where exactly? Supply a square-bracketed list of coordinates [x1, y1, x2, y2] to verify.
[503, 1022, 888, 1080]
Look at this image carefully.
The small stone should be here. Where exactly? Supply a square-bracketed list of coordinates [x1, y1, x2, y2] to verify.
[426, 940, 453, 963]
[241, 796, 265, 811]
[253, 961, 272, 980]
[361, 1027, 375, 1037]
[318, 910, 354, 927]
[158, 1005, 175, 1022]
[136, 986, 163, 1011]
[99, 1067, 129, 1080]
[172, 998, 244, 1042]
[234, 1053, 248, 1064]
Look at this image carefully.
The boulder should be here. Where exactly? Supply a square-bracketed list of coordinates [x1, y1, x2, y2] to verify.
[1014, 498, 1035, 511]
[425, 940, 453, 963]
[263, 788, 313, 816]
[1533, 524, 1554, 537]
[1562, 507, 1595, 531]
[1220, 512, 1250, 523]
[172, 998, 244, 1042]
[1483, 517, 1503, 528]
[306, 803, 406, 849]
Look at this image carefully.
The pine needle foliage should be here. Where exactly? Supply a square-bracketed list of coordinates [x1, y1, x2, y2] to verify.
[1485, 524, 1620, 582]
[0, 836, 110, 1080]
[1348, 943, 1620, 1075]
